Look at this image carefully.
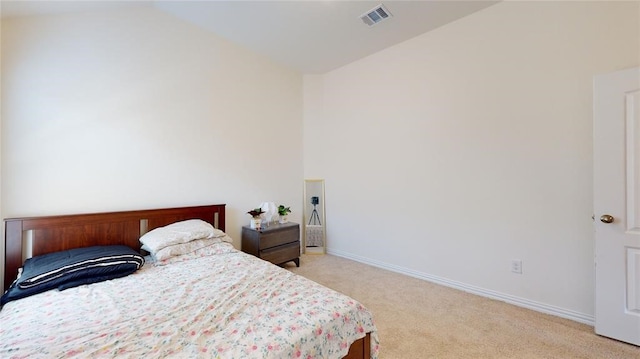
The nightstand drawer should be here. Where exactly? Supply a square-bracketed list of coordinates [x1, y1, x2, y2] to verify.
[260, 228, 298, 249]
[241, 222, 300, 267]
[260, 242, 300, 265]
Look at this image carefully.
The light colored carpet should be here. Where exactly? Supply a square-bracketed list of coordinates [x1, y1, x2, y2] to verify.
[285, 254, 640, 358]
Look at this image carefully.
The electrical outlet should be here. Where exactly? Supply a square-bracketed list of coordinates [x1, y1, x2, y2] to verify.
[511, 259, 523, 274]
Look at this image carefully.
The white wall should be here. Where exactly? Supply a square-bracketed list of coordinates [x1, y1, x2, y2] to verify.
[0, 18, 3, 285]
[304, 1, 640, 322]
[1, 8, 303, 287]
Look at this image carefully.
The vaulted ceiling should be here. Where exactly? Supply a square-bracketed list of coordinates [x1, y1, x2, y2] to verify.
[1, 1, 500, 73]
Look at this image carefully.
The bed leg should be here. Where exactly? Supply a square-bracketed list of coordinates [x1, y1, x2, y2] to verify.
[342, 333, 370, 359]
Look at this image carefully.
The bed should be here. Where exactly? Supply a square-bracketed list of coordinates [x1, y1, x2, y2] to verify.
[0, 204, 378, 358]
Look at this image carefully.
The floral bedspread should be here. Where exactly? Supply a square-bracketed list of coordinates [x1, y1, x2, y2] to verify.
[0, 243, 379, 358]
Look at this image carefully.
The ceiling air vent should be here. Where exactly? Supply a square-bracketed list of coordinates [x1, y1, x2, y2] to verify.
[360, 4, 393, 27]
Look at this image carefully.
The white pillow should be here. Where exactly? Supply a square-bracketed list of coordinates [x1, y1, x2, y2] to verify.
[153, 240, 236, 266]
[139, 219, 225, 253]
[151, 237, 221, 261]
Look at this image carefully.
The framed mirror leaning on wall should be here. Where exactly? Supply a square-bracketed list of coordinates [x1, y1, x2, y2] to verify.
[303, 179, 326, 254]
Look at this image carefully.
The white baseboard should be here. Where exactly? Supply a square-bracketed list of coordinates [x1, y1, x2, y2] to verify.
[327, 249, 595, 326]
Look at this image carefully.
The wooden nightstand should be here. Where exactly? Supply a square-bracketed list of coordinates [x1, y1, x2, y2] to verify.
[241, 222, 300, 267]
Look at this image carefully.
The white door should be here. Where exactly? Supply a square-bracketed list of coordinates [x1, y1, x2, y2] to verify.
[594, 66, 640, 346]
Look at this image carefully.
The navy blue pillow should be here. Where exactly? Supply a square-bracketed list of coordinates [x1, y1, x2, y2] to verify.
[1, 245, 144, 306]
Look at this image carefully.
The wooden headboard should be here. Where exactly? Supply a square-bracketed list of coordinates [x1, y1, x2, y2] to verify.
[4, 204, 226, 291]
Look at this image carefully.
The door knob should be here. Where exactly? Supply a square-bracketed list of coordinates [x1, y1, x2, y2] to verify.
[600, 214, 614, 224]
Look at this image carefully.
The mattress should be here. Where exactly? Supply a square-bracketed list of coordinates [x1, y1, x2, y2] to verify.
[0, 242, 379, 358]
